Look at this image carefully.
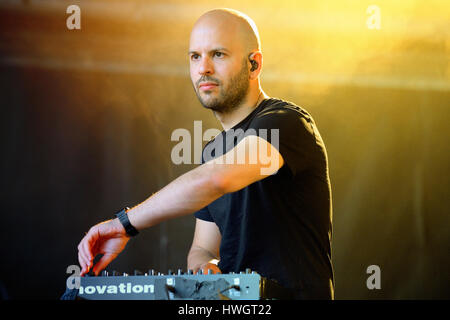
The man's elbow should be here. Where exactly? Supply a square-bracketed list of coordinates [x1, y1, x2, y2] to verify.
[209, 173, 233, 195]
[198, 162, 233, 196]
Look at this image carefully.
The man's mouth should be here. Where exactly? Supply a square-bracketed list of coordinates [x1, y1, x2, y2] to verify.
[199, 82, 218, 91]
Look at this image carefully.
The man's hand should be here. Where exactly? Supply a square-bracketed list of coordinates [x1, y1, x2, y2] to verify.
[77, 218, 130, 276]
[198, 261, 221, 274]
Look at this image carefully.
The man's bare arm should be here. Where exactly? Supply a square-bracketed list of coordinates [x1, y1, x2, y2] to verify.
[188, 219, 221, 273]
[126, 162, 227, 230]
[128, 135, 284, 230]
[77, 162, 227, 275]
[78, 135, 283, 275]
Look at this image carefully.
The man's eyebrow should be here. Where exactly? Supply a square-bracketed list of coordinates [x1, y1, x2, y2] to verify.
[212, 47, 230, 53]
[188, 47, 231, 55]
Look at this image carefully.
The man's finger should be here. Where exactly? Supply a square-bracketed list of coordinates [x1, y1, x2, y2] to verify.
[81, 231, 97, 262]
[78, 239, 91, 272]
[92, 253, 117, 276]
[78, 251, 87, 274]
[78, 243, 91, 272]
[81, 242, 93, 267]
[78, 242, 91, 266]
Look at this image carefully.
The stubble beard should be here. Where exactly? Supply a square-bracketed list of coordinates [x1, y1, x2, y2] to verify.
[194, 60, 250, 114]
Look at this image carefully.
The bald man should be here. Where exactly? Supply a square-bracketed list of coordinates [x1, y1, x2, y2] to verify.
[76, 8, 334, 300]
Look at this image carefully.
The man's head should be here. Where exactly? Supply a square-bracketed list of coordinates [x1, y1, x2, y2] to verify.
[189, 8, 262, 114]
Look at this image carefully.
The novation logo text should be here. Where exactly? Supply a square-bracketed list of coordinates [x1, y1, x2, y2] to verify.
[79, 283, 155, 295]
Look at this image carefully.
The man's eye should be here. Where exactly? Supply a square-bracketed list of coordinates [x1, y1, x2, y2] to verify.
[191, 54, 200, 60]
[214, 52, 224, 58]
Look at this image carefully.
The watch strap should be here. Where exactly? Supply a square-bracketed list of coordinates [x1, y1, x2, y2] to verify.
[115, 207, 139, 237]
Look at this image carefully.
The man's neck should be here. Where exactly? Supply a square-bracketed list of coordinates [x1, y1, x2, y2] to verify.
[214, 89, 269, 131]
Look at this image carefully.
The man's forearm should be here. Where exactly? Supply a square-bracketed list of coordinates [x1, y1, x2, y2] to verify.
[126, 163, 225, 230]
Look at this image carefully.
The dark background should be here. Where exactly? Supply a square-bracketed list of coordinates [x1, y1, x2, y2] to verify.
[0, 0, 449, 299]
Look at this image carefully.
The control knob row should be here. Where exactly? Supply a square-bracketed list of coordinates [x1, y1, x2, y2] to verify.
[96, 268, 255, 276]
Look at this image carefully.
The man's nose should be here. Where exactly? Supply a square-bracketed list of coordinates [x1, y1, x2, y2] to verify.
[198, 57, 214, 75]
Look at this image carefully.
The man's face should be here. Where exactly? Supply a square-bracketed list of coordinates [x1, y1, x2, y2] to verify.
[189, 21, 250, 113]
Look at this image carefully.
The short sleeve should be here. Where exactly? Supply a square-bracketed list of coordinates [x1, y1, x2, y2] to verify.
[245, 108, 320, 176]
[194, 205, 214, 222]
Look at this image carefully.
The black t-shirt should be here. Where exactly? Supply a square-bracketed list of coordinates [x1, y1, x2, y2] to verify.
[194, 98, 334, 299]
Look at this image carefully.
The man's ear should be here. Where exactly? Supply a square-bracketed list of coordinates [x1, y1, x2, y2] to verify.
[248, 51, 263, 79]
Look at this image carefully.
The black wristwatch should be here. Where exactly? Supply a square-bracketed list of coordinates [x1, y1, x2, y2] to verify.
[115, 207, 139, 237]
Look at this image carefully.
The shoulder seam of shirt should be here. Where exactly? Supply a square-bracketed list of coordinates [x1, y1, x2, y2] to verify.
[256, 98, 312, 121]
